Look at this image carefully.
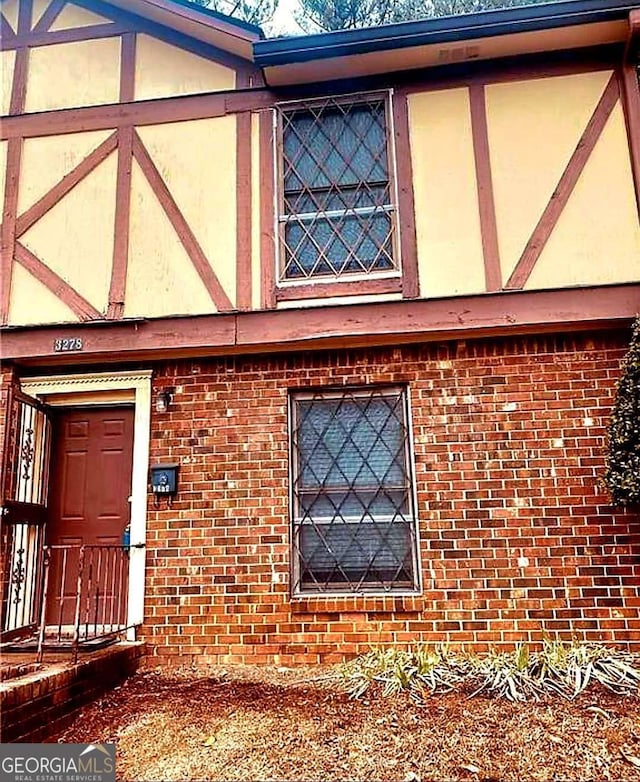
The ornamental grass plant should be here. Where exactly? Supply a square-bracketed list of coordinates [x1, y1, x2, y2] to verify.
[339, 639, 640, 703]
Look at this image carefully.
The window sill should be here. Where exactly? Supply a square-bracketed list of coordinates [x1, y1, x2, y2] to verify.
[290, 592, 423, 615]
[275, 275, 402, 302]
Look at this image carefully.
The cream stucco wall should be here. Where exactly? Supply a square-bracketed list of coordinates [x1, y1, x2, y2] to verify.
[1, 49, 14, 117]
[19, 151, 117, 316]
[25, 37, 121, 112]
[50, 2, 113, 29]
[1, 0, 19, 32]
[527, 102, 640, 289]
[134, 34, 236, 101]
[136, 116, 237, 306]
[18, 129, 113, 214]
[409, 87, 486, 298]
[8, 263, 79, 325]
[124, 159, 217, 318]
[30, 0, 50, 28]
[485, 70, 612, 283]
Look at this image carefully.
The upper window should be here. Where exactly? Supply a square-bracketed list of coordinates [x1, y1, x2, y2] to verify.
[289, 387, 420, 594]
[277, 93, 399, 284]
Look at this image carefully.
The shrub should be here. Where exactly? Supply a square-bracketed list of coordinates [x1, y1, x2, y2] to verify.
[604, 316, 640, 506]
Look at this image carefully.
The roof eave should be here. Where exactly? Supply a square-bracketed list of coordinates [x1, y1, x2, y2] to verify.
[254, 0, 637, 65]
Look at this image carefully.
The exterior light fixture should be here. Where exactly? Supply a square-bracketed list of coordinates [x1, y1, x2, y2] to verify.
[155, 390, 173, 413]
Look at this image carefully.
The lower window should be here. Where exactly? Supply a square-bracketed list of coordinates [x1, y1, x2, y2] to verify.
[289, 386, 420, 594]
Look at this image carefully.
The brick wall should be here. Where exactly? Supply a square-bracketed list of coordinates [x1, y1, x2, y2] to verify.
[142, 330, 640, 665]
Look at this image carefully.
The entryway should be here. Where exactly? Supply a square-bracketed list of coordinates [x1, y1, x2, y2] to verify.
[0, 371, 151, 659]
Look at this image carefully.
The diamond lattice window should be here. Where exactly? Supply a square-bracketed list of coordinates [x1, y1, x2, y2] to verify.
[290, 387, 419, 594]
[277, 94, 398, 282]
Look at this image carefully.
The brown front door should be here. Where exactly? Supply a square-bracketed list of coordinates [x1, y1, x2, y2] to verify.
[45, 407, 134, 628]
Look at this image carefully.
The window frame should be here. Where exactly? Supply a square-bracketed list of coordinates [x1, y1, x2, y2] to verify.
[288, 385, 422, 597]
[274, 90, 403, 299]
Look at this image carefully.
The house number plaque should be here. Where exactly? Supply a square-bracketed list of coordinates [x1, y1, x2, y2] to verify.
[53, 337, 84, 352]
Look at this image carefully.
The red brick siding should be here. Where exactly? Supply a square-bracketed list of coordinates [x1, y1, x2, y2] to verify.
[141, 331, 639, 665]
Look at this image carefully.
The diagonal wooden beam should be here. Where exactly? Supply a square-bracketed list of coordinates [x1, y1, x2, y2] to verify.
[505, 73, 620, 290]
[14, 242, 101, 321]
[31, 0, 66, 33]
[469, 83, 502, 292]
[132, 130, 233, 312]
[15, 132, 118, 238]
[1, 13, 15, 39]
[107, 127, 133, 320]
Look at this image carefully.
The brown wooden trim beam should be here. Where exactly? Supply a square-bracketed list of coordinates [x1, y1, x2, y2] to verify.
[392, 89, 419, 299]
[620, 65, 640, 219]
[0, 57, 619, 142]
[15, 132, 118, 238]
[17, 0, 33, 34]
[0, 139, 22, 325]
[14, 242, 102, 321]
[2, 284, 638, 364]
[119, 32, 137, 103]
[107, 127, 134, 320]
[1, 23, 129, 50]
[0, 8, 30, 326]
[31, 0, 66, 34]
[469, 83, 502, 293]
[275, 276, 402, 302]
[132, 131, 233, 312]
[506, 73, 620, 290]
[0, 89, 277, 140]
[235, 111, 252, 311]
[625, 9, 640, 61]
[259, 110, 275, 309]
[9, 48, 29, 116]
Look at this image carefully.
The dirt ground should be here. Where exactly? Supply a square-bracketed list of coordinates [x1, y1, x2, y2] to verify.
[54, 665, 640, 782]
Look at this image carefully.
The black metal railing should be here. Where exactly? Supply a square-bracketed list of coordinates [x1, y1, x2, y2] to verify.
[36, 543, 134, 662]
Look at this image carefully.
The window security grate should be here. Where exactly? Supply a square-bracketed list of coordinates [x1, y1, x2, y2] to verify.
[278, 95, 398, 281]
[290, 387, 419, 593]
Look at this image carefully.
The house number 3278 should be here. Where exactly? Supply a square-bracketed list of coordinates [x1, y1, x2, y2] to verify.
[53, 337, 84, 352]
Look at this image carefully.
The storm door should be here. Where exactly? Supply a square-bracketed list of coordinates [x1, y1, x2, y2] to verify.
[1, 389, 52, 641]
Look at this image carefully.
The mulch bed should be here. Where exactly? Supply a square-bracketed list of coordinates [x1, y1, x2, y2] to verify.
[53, 666, 640, 781]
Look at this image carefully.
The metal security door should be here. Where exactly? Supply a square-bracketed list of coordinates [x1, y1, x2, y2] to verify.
[1, 389, 52, 641]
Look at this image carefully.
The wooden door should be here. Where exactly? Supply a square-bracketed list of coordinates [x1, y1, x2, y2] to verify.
[45, 407, 134, 629]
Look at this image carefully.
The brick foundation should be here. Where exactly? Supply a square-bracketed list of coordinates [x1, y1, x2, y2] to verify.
[140, 330, 640, 665]
[0, 643, 144, 742]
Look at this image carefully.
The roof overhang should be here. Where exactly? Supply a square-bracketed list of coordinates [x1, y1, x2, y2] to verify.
[254, 0, 638, 85]
[103, 0, 263, 60]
